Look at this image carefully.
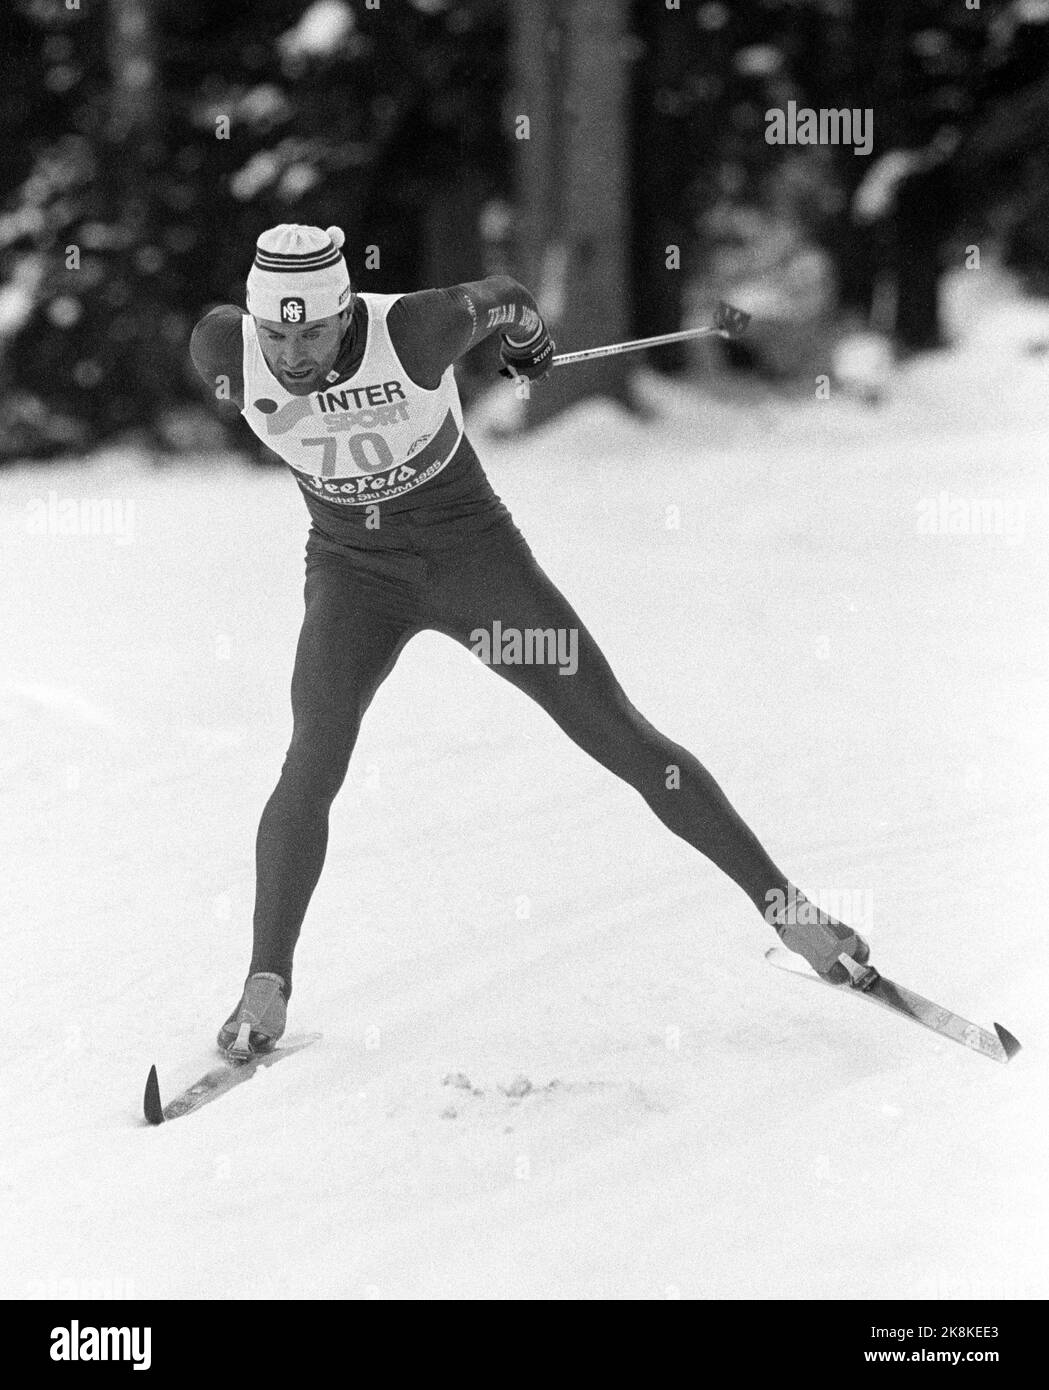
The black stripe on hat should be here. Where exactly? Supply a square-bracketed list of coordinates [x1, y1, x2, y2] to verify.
[254, 244, 342, 271]
[254, 245, 339, 265]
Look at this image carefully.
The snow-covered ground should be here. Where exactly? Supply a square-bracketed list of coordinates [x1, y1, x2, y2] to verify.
[1, 277, 1047, 1300]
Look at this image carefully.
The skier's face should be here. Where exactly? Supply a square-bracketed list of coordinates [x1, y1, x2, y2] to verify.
[255, 307, 350, 395]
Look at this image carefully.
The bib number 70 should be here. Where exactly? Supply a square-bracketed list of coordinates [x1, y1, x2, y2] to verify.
[302, 432, 395, 477]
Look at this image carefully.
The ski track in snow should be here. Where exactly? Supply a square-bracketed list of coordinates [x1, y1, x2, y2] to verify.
[2, 309, 1048, 1299]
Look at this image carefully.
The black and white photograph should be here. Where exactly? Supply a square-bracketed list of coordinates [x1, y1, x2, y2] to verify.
[1, 0, 1046, 1331]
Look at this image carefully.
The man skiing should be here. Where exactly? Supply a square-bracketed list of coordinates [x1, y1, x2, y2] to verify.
[190, 223, 869, 1059]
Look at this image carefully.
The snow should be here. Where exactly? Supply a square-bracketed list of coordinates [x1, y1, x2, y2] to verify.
[2, 276, 1047, 1300]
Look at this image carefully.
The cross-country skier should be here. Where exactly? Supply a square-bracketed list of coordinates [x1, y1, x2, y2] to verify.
[190, 224, 869, 1058]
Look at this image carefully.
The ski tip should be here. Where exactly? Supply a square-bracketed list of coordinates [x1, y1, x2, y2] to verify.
[765, 944, 816, 974]
[994, 1023, 1021, 1062]
[143, 1064, 164, 1125]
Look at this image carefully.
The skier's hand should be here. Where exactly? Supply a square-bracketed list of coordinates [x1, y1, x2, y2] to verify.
[499, 323, 555, 382]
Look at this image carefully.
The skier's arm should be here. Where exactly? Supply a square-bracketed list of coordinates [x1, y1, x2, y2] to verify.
[389, 276, 550, 387]
[189, 305, 245, 410]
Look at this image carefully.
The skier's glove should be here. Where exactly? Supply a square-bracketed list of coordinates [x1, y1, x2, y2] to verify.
[498, 322, 555, 382]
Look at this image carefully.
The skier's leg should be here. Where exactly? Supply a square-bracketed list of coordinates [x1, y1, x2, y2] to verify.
[248, 543, 420, 995]
[431, 527, 866, 977]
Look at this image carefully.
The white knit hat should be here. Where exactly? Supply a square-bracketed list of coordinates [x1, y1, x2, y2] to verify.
[246, 224, 351, 323]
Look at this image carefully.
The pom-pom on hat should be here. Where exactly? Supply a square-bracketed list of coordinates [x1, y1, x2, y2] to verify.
[246, 224, 351, 324]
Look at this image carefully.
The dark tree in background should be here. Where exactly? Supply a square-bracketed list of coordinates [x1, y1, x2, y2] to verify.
[510, 0, 632, 424]
[629, 0, 1049, 362]
[0, 0, 1047, 460]
[957, 3, 1049, 295]
[0, 0, 510, 459]
[630, 0, 712, 374]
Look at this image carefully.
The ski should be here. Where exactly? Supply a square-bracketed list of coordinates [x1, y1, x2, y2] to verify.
[143, 1033, 322, 1125]
[766, 947, 1020, 1065]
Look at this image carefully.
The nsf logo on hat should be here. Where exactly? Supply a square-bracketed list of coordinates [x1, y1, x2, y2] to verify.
[280, 297, 306, 323]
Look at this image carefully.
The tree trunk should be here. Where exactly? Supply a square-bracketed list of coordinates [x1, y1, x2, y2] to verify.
[107, 0, 159, 149]
[893, 164, 949, 351]
[103, 0, 175, 434]
[510, 0, 631, 427]
[631, 0, 704, 372]
[821, 0, 878, 320]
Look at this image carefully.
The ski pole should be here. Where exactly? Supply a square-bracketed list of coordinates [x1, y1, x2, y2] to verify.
[549, 301, 750, 368]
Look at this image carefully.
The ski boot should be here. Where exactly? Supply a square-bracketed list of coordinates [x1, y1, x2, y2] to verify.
[217, 972, 287, 1059]
[770, 893, 872, 986]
